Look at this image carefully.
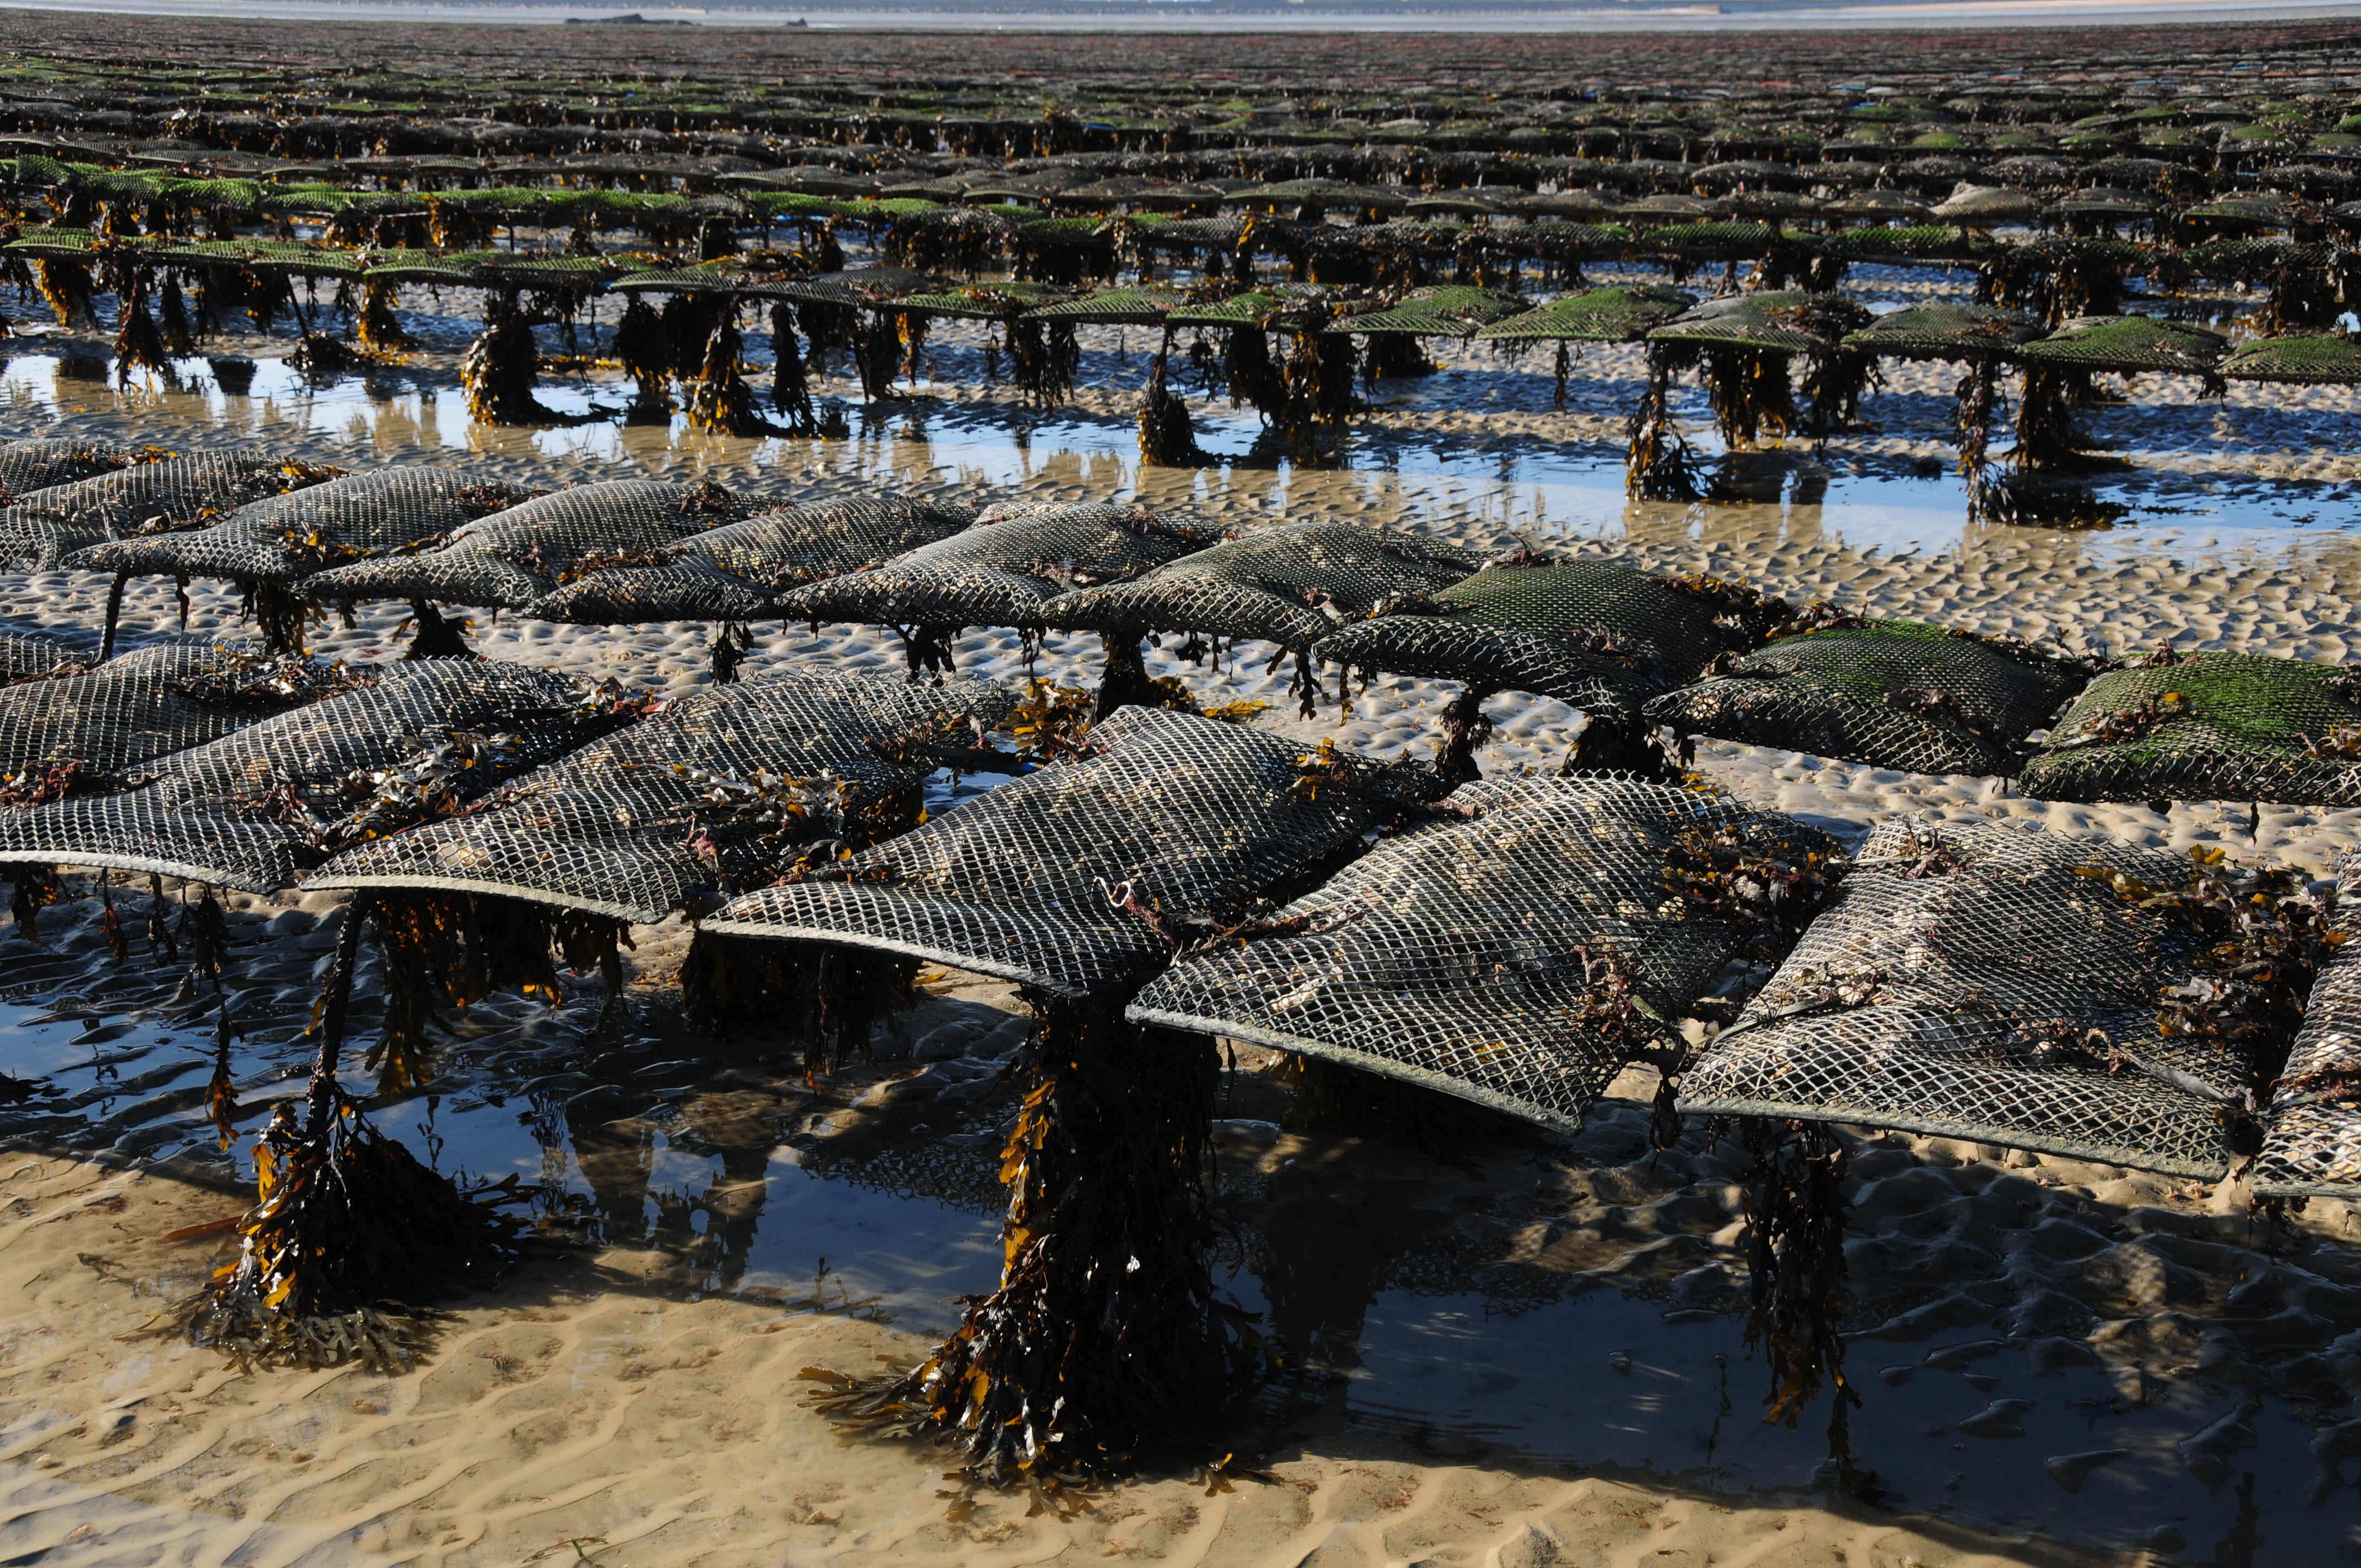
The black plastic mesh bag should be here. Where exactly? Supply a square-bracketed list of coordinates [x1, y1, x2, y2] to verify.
[526, 494, 977, 626]
[303, 669, 1015, 922]
[0, 629, 96, 685]
[0, 437, 165, 497]
[2254, 854, 2361, 1200]
[65, 466, 536, 584]
[774, 500, 1222, 646]
[0, 661, 613, 891]
[1129, 777, 1837, 1131]
[1646, 616, 2093, 777]
[1, 451, 336, 569]
[301, 479, 746, 609]
[1679, 816, 2272, 1179]
[1038, 521, 1478, 651]
[701, 706, 1441, 1000]
[2017, 650, 2361, 807]
[1311, 560, 1753, 708]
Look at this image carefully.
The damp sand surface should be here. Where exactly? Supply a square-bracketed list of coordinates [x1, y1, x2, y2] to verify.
[1, 293, 2360, 1565]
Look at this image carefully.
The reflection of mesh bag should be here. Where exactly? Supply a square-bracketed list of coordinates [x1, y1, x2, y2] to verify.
[1679, 816, 2271, 1178]
[777, 501, 1222, 635]
[1312, 560, 1751, 708]
[0, 451, 336, 569]
[0, 641, 360, 785]
[2254, 854, 2361, 1200]
[302, 479, 746, 608]
[0, 661, 609, 891]
[703, 706, 1441, 1000]
[0, 438, 165, 497]
[306, 669, 1016, 921]
[1645, 617, 2092, 776]
[2018, 651, 2361, 807]
[527, 495, 977, 626]
[1040, 521, 1478, 650]
[1130, 777, 1838, 1131]
[65, 467, 535, 584]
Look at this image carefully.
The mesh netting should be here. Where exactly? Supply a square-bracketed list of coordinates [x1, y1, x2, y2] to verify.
[1679, 815, 2253, 1179]
[300, 479, 746, 609]
[1844, 302, 2041, 360]
[1475, 285, 1696, 343]
[2017, 650, 2361, 807]
[1310, 560, 1750, 709]
[1025, 288, 1178, 325]
[1038, 521, 1478, 651]
[2017, 315, 2230, 375]
[2254, 854, 2361, 1200]
[0, 437, 164, 498]
[0, 641, 352, 783]
[1645, 617, 2093, 777]
[1129, 776, 1837, 1132]
[1650, 291, 1858, 353]
[0, 661, 609, 891]
[2223, 335, 2361, 385]
[304, 669, 1016, 921]
[526, 495, 977, 625]
[775, 500, 1222, 638]
[0, 628, 96, 684]
[1930, 186, 2044, 224]
[64, 467, 536, 584]
[702, 705, 1440, 1000]
[1330, 286, 1528, 336]
[2, 451, 335, 570]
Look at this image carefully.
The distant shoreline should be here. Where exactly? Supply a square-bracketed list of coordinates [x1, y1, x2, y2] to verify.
[9, 0, 2361, 30]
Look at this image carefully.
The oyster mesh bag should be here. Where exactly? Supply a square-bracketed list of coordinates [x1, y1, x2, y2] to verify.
[1679, 816, 2286, 1179]
[66, 467, 536, 584]
[1646, 616, 2093, 777]
[302, 479, 747, 609]
[1129, 776, 1838, 1132]
[0, 629, 96, 684]
[1311, 560, 1758, 709]
[2254, 854, 2361, 1200]
[0, 661, 613, 891]
[1, 450, 335, 569]
[1039, 521, 1479, 652]
[701, 706, 1441, 1000]
[0, 641, 361, 786]
[305, 669, 1017, 922]
[0, 438, 163, 497]
[774, 501, 1223, 657]
[527, 494, 977, 626]
[2017, 650, 2361, 807]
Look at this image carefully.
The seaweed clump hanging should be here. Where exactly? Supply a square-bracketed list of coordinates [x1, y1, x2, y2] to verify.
[808, 1001, 1267, 1484]
[461, 295, 565, 427]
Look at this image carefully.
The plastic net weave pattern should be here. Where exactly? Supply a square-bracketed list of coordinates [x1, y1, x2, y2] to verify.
[305, 669, 1016, 921]
[66, 467, 535, 584]
[0, 438, 162, 498]
[2253, 854, 2361, 1200]
[301, 480, 746, 609]
[1129, 777, 1836, 1132]
[1680, 816, 2249, 1179]
[1645, 619, 2091, 777]
[1040, 522, 1479, 651]
[2017, 651, 2361, 807]
[0, 661, 607, 891]
[526, 496, 977, 626]
[1, 451, 331, 570]
[702, 706, 1437, 1000]
[0, 641, 339, 783]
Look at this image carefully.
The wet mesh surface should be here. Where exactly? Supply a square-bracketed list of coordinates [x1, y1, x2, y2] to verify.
[1, 451, 332, 570]
[2223, 335, 2361, 385]
[527, 496, 977, 626]
[306, 669, 1017, 922]
[2019, 315, 2231, 375]
[1645, 619, 2091, 777]
[1311, 560, 1744, 709]
[0, 640, 334, 782]
[301, 480, 747, 608]
[1039, 521, 1478, 650]
[0, 629, 96, 684]
[2254, 854, 2361, 1199]
[0, 661, 606, 891]
[1476, 285, 1696, 343]
[703, 706, 1439, 1000]
[1845, 302, 2041, 360]
[775, 500, 1221, 634]
[0, 438, 162, 497]
[1130, 777, 1836, 1132]
[1649, 291, 1858, 352]
[2018, 652, 2361, 807]
[1680, 815, 2247, 1179]
[65, 467, 535, 584]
